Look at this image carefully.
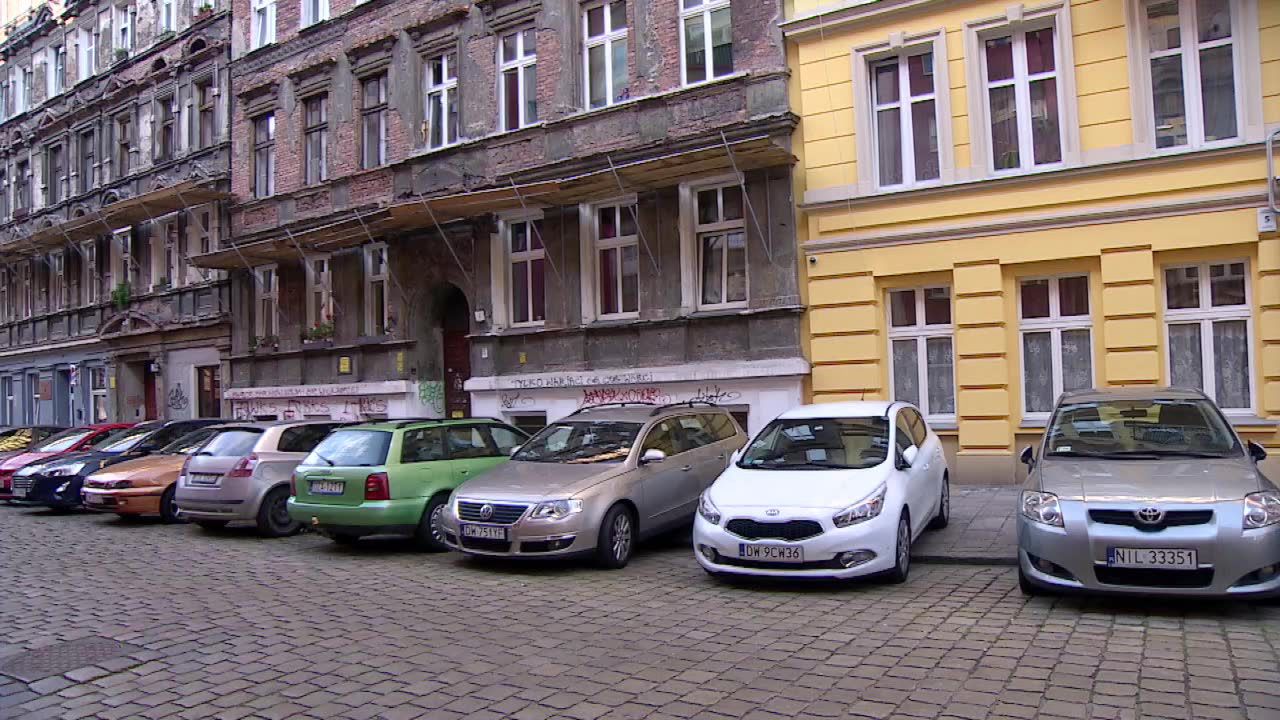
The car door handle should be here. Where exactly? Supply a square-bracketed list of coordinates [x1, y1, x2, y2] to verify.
[681, 465, 692, 472]
[459, 469, 469, 475]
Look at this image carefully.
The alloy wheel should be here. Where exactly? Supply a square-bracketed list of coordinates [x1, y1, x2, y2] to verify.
[611, 513, 632, 562]
[897, 516, 910, 575]
[269, 493, 291, 531]
[429, 503, 447, 546]
[942, 480, 950, 521]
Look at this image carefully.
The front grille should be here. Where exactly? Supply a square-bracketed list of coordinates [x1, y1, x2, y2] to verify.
[457, 501, 528, 525]
[716, 555, 846, 571]
[1094, 566, 1214, 589]
[1089, 509, 1214, 531]
[726, 519, 823, 541]
[12, 477, 33, 493]
[460, 537, 511, 553]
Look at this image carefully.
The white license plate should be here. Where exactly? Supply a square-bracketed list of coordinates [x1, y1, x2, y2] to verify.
[189, 473, 220, 486]
[309, 480, 345, 496]
[461, 524, 507, 540]
[1108, 547, 1198, 569]
[738, 544, 804, 563]
[84, 494, 105, 505]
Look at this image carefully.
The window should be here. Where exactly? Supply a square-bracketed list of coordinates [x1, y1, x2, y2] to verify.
[1164, 261, 1252, 410]
[252, 113, 274, 198]
[19, 67, 31, 113]
[0, 379, 11, 424]
[18, 262, 32, 318]
[583, 1, 628, 109]
[594, 202, 639, 317]
[278, 424, 337, 453]
[15, 160, 30, 211]
[888, 287, 955, 418]
[1141, 0, 1240, 149]
[694, 184, 746, 308]
[27, 373, 40, 423]
[488, 425, 528, 453]
[78, 28, 96, 80]
[0, 269, 8, 321]
[680, 0, 732, 85]
[870, 49, 940, 188]
[1019, 275, 1092, 415]
[82, 240, 99, 305]
[197, 366, 220, 418]
[306, 254, 333, 328]
[300, 0, 328, 28]
[50, 252, 66, 311]
[254, 264, 278, 339]
[363, 243, 389, 336]
[113, 112, 132, 179]
[981, 24, 1063, 171]
[155, 96, 175, 161]
[159, 0, 174, 32]
[162, 221, 182, 288]
[423, 53, 458, 149]
[499, 28, 537, 131]
[507, 218, 545, 325]
[303, 94, 327, 184]
[45, 144, 65, 205]
[90, 363, 107, 420]
[506, 413, 546, 436]
[250, 0, 276, 49]
[0, 169, 7, 218]
[400, 427, 445, 463]
[195, 80, 215, 149]
[446, 425, 496, 459]
[115, 5, 133, 53]
[78, 129, 95, 193]
[360, 75, 386, 168]
[49, 45, 66, 96]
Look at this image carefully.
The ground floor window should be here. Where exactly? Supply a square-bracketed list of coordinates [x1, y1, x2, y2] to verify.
[887, 286, 955, 418]
[506, 412, 547, 437]
[90, 367, 108, 422]
[1164, 261, 1252, 411]
[1019, 275, 1092, 416]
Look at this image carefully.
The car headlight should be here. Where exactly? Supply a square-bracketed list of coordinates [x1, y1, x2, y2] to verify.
[47, 462, 88, 477]
[15, 465, 43, 477]
[1244, 492, 1280, 529]
[698, 493, 722, 525]
[1021, 491, 1064, 527]
[109, 480, 133, 490]
[530, 499, 584, 520]
[833, 484, 887, 528]
[56, 481, 70, 494]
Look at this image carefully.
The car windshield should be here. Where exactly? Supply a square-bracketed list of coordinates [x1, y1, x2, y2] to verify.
[302, 430, 390, 467]
[199, 429, 263, 457]
[513, 421, 642, 464]
[160, 428, 217, 455]
[1044, 398, 1241, 459]
[32, 428, 96, 453]
[96, 427, 157, 453]
[738, 417, 890, 470]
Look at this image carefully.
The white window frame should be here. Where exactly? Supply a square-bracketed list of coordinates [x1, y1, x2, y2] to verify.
[362, 243, 390, 336]
[47, 45, 65, 97]
[250, 0, 276, 50]
[582, 0, 629, 110]
[159, 0, 175, 32]
[302, 93, 327, 183]
[254, 264, 278, 340]
[501, 212, 545, 328]
[252, 113, 274, 198]
[50, 251, 66, 311]
[886, 286, 956, 421]
[80, 27, 97, 79]
[306, 253, 333, 328]
[89, 367, 107, 422]
[1162, 260, 1254, 413]
[300, 0, 328, 28]
[866, 44, 944, 190]
[584, 198, 640, 320]
[360, 74, 387, 169]
[691, 180, 748, 311]
[423, 52, 458, 149]
[679, 0, 732, 87]
[1127, 0, 1263, 152]
[18, 262, 32, 319]
[1018, 274, 1094, 420]
[82, 239, 99, 305]
[498, 27, 537, 131]
[115, 4, 133, 53]
[0, 269, 8, 321]
[964, 3, 1080, 180]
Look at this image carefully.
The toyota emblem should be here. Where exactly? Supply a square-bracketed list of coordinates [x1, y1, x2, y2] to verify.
[1135, 507, 1165, 525]
[765, 509, 780, 517]
[479, 504, 495, 521]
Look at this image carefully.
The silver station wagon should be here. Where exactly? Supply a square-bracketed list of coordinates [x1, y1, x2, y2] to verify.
[1017, 388, 1280, 598]
[440, 402, 748, 568]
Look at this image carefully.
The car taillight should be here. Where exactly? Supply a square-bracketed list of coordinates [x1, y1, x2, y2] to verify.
[227, 454, 260, 479]
[364, 473, 390, 501]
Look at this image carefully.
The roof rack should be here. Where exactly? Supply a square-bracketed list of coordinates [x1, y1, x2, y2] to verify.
[650, 400, 721, 416]
[570, 402, 657, 415]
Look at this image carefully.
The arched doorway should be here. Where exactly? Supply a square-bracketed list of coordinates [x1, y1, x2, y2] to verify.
[438, 285, 471, 419]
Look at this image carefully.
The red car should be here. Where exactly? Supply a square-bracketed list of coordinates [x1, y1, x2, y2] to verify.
[0, 423, 134, 501]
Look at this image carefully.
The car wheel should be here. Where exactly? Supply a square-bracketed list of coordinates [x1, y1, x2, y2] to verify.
[927, 474, 950, 530]
[159, 485, 184, 524]
[413, 494, 450, 552]
[256, 487, 300, 538]
[1018, 566, 1040, 596]
[194, 520, 228, 531]
[886, 511, 911, 584]
[595, 504, 636, 570]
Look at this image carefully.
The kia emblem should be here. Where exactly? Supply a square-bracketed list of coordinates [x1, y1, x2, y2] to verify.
[479, 504, 495, 521]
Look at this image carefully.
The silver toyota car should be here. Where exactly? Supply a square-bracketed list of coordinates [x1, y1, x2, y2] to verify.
[1018, 387, 1280, 598]
[440, 402, 747, 568]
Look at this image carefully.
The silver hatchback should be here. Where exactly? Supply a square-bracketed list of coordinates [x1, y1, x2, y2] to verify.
[1017, 388, 1280, 598]
[440, 402, 747, 568]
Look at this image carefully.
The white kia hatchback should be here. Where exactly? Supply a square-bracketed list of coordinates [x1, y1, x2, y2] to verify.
[693, 401, 949, 582]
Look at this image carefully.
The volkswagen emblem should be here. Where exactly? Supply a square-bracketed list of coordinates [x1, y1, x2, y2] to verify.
[479, 504, 495, 521]
[1135, 507, 1165, 525]
[765, 509, 780, 517]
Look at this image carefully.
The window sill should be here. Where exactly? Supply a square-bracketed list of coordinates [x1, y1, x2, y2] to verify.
[1225, 414, 1279, 429]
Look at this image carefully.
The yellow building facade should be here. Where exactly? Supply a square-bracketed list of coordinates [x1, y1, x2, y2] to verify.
[786, 0, 1280, 483]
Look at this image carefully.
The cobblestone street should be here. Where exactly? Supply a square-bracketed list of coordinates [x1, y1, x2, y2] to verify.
[3, 506, 1280, 720]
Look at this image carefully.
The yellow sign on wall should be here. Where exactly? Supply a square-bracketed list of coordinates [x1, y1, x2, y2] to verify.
[337, 356, 352, 375]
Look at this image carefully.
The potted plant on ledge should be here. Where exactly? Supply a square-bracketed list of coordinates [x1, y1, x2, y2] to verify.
[111, 282, 131, 311]
[302, 322, 335, 346]
[114, 48, 129, 64]
[194, 2, 214, 20]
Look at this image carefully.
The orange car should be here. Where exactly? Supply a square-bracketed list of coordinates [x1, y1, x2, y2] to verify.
[82, 428, 217, 520]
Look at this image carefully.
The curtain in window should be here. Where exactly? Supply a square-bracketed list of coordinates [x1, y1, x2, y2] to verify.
[892, 339, 919, 407]
[926, 337, 954, 414]
[1061, 329, 1092, 393]
[1213, 319, 1249, 408]
[1023, 332, 1053, 412]
[1168, 323, 1204, 391]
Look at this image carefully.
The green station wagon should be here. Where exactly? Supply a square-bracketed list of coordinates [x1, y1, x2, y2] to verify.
[288, 418, 528, 549]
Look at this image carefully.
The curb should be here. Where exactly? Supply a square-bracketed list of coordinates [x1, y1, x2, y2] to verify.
[912, 553, 1018, 567]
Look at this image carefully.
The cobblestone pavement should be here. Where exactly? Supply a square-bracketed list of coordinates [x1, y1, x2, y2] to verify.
[3, 507, 1280, 720]
[912, 487, 1020, 565]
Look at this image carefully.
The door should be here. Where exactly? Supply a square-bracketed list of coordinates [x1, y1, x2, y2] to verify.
[440, 285, 471, 419]
[197, 366, 221, 418]
[637, 419, 698, 530]
[670, 414, 724, 494]
[53, 369, 71, 426]
[443, 424, 506, 483]
[143, 365, 158, 420]
[894, 410, 931, 537]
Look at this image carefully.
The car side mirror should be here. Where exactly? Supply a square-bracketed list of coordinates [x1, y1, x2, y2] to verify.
[509, 447, 520, 457]
[1020, 445, 1036, 469]
[1249, 441, 1267, 463]
[902, 445, 919, 467]
[640, 448, 667, 465]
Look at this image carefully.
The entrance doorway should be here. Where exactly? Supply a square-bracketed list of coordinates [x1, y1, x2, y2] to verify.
[197, 366, 221, 418]
[143, 364, 158, 420]
[439, 285, 471, 419]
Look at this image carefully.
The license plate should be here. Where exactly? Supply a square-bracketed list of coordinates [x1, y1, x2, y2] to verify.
[309, 480, 345, 496]
[461, 524, 507, 540]
[85, 494, 104, 505]
[189, 473, 220, 486]
[738, 543, 804, 563]
[1107, 547, 1198, 569]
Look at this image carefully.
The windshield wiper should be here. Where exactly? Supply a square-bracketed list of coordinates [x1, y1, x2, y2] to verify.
[1049, 450, 1163, 460]
[743, 461, 857, 470]
[313, 452, 335, 467]
[1140, 450, 1233, 459]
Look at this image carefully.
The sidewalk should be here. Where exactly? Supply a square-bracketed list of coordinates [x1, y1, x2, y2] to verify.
[912, 485, 1020, 565]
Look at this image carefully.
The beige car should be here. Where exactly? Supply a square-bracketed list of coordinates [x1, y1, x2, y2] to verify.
[83, 428, 219, 520]
[441, 402, 748, 569]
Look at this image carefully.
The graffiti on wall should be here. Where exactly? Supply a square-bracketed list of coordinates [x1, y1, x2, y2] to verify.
[167, 384, 190, 411]
[231, 395, 395, 421]
[580, 386, 673, 406]
[499, 391, 535, 410]
[572, 383, 746, 409]
[417, 381, 445, 415]
[689, 384, 742, 405]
